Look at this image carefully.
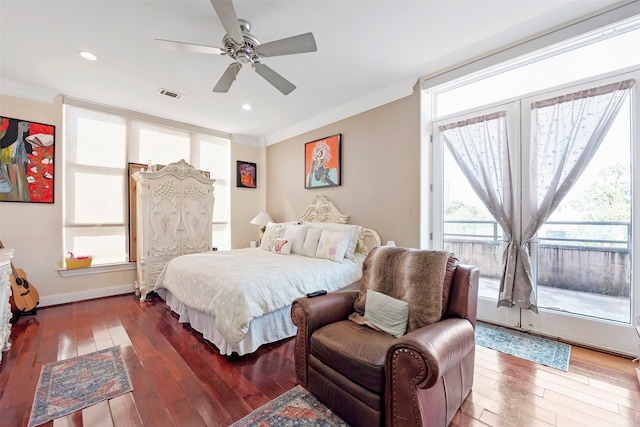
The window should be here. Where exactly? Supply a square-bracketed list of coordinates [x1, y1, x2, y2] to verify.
[425, 12, 640, 355]
[63, 104, 230, 266]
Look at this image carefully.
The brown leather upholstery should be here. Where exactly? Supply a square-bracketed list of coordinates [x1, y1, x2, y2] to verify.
[291, 258, 479, 427]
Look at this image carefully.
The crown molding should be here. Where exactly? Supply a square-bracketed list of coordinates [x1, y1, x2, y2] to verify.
[0, 78, 59, 103]
[233, 133, 264, 147]
[264, 78, 417, 146]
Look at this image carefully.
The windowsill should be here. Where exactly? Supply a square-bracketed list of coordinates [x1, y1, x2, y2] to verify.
[58, 262, 136, 277]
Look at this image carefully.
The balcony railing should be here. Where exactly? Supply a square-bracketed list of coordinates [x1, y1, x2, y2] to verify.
[444, 219, 630, 250]
[443, 219, 631, 298]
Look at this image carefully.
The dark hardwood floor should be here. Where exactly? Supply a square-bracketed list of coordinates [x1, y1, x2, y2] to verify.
[0, 293, 638, 427]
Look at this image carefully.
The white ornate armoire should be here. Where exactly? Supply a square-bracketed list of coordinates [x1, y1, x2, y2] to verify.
[133, 159, 215, 301]
[0, 247, 14, 364]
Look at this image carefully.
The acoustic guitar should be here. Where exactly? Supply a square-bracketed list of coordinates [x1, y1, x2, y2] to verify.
[8, 262, 40, 313]
[0, 241, 40, 319]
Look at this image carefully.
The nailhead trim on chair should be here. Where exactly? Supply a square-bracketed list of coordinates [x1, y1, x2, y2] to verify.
[391, 348, 424, 426]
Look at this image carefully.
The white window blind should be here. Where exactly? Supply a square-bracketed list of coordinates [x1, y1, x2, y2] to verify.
[63, 104, 231, 265]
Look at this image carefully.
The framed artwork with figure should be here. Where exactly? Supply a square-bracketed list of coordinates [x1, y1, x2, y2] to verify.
[0, 116, 55, 203]
[305, 134, 341, 189]
[237, 161, 257, 188]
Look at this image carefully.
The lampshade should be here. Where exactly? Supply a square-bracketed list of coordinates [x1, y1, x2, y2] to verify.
[250, 211, 273, 227]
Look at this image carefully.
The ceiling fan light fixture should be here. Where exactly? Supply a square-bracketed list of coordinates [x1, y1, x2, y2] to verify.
[236, 51, 253, 64]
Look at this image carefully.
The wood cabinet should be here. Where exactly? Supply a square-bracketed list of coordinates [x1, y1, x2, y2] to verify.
[0, 248, 14, 364]
[133, 159, 215, 301]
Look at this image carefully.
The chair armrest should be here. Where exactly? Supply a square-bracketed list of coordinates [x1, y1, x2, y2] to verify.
[291, 291, 358, 332]
[446, 264, 479, 326]
[291, 291, 358, 386]
[385, 318, 475, 424]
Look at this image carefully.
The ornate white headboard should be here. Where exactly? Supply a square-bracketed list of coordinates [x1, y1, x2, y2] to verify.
[298, 195, 381, 255]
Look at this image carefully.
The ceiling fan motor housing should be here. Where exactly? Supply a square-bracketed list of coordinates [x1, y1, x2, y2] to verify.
[223, 19, 261, 64]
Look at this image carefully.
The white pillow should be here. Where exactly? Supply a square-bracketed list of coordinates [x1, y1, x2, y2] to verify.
[272, 238, 293, 255]
[283, 223, 309, 255]
[301, 227, 322, 257]
[306, 223, 362, 259]
[260, 221, 297, 251]
[315, 230, 350, 263]
[364, 289, 409, 338]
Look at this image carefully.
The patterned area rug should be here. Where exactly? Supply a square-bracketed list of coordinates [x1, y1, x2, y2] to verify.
[28, 346, 133, 427]
[231, 385, 348, 427]
[475, 321, 571, 371]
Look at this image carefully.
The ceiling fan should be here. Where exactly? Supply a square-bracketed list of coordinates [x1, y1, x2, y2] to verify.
[156, 0, 317, 95]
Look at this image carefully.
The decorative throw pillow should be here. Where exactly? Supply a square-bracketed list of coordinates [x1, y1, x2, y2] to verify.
[272, 238, 293, 255]
[301, 227, 323, 257]
[260, 221, 296, 251]
[306, 223, 362, 259]
[283, 223, 309, 255]
[315, 230, 350, 263]
[364, 289, 409, 338]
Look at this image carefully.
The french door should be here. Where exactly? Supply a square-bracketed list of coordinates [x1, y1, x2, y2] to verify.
[433, 102, 521, 329]
[432, 71, 639, 356]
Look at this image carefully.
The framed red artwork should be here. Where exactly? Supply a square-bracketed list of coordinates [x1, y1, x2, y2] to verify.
[0, 116, 55, 203]
[305, 134, 341, 189]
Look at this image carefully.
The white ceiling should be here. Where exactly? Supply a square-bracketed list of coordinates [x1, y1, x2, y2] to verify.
[0, 0, 623, 144]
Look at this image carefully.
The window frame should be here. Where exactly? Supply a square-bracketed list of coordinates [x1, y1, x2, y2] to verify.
[62, 100, 231, 271]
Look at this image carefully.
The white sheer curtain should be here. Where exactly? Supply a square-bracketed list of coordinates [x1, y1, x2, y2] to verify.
[512, 78, 636, 310]
[439, 111, 518, 306]
[439, 78, 634, 312]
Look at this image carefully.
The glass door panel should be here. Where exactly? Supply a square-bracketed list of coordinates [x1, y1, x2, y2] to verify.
[521, 74, 638, 355]
[535, 96, 631, 323]
[433, 103, 520, 327]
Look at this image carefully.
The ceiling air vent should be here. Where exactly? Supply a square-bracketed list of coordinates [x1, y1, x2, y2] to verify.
[158, 88, 184, 100]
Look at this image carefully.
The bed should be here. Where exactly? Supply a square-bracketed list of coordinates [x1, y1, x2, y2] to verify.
[154, 195, 381, 356]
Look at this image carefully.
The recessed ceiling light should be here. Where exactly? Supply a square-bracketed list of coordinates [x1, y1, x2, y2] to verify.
[241, 104, 251, 111]
[78, 51, 98, 61]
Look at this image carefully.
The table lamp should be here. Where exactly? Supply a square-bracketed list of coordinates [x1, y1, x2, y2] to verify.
[250, 211, 273, 244]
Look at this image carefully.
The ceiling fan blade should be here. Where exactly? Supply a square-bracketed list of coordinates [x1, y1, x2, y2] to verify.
[253, 63, 296, 95]
[255, 33, 317, 57]
[210, 0, 244, 45]
[213, 62, 242, 93]
[156, 39, 224, 55]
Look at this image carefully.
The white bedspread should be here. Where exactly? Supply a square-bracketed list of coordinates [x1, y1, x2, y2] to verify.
[154, 248, 363, 346]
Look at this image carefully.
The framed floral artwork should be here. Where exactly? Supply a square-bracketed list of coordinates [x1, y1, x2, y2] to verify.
[0, 116, 55, 203]
[305, 134, 341, 189]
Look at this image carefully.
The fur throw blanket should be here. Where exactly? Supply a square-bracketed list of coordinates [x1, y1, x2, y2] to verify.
[350, 247, 452, 333]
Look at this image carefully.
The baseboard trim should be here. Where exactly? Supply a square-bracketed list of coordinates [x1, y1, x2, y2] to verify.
[39, 284, 136, 307]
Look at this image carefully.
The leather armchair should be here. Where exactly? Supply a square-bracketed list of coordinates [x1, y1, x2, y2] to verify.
[291, 256, 479, 427]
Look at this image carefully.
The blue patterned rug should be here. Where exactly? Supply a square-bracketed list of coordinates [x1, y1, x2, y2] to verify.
[28, 346, 133, 427]
[475, 322, 571, 371]
[231, 385, 348, 427]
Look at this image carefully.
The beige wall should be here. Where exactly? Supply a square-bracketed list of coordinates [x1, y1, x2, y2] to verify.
[266, 85, 422, 248]
[0, 94, 261, 305]
[1, 84, 420, 304]
[230, 142, 265, 249]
